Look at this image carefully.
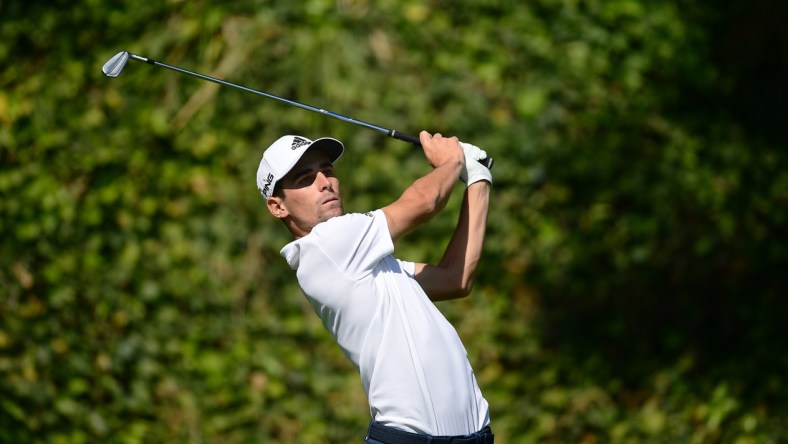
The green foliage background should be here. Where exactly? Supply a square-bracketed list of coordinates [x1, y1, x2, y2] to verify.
[2, 0, 786, 442]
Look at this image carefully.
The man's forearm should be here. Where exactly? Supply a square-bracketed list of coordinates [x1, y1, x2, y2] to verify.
[384, 159, 463, 243]
[382, 132, 466, 244]
[414, 181, 490, 300]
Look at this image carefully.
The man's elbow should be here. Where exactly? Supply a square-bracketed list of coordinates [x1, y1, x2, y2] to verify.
[458, 276, 475, 298]
[444, 276, 474, 300]
[442, 264, 479, 300]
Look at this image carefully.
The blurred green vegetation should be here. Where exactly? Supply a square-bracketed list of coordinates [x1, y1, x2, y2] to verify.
[1, 0, 786, 442]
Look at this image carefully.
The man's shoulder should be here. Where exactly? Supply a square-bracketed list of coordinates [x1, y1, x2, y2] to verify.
[311, 209, 390, 252]
[314, 210, 380, 233]
[284, 209, 394, 274]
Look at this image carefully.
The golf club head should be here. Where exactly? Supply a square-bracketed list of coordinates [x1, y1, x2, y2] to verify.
[102, 51, 130, 77]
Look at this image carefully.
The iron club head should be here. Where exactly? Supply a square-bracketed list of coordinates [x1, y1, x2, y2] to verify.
[102, 51, 130, 77]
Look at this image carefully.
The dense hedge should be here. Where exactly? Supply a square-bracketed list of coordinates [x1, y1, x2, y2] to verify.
[2, 1, 786, 442]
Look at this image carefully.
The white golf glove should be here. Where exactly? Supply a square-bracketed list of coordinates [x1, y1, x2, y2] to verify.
[459, 142, 492, 186]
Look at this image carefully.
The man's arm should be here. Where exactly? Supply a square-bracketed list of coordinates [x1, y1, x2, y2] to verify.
[413, 181, 490, 301]
[382, 131, 464, 243]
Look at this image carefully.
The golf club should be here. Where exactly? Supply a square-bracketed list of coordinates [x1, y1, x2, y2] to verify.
[102, 51, 493, 169]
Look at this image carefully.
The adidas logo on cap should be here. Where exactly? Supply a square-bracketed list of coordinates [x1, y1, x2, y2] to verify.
[291, 137, 310, 150]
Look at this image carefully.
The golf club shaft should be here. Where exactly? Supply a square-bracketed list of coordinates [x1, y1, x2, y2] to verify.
[121, 52, 493, 169]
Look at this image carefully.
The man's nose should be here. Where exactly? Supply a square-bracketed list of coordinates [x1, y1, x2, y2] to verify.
[315, 172, 332, 190]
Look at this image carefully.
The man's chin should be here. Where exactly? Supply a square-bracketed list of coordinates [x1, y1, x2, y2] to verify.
[318, 205, 344, 222]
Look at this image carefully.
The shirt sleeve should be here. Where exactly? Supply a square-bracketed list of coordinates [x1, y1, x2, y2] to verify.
[398, 259, 416, 277]
[311, 209, 394, 278]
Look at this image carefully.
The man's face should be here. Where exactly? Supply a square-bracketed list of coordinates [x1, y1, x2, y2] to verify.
[267, 150, 343, 236]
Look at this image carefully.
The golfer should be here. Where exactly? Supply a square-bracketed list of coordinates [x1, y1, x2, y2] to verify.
[257, 131, 494, 443]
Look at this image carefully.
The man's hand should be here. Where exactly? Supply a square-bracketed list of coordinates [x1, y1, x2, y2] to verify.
[419, 131, 465, 170]
[459, 142, 492, 186]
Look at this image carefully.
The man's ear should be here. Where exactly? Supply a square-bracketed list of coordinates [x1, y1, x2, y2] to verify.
[266, 196, 288, 219]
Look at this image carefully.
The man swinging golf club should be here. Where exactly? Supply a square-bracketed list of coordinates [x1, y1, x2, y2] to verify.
[257, 131, 494, 443]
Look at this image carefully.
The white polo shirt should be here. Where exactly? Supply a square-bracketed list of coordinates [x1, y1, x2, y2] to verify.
[280, 209, 490, 435]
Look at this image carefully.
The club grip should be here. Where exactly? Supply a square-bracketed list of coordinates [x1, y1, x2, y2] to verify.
[389, 130, 494, 170]
[390, 130, 422, 146]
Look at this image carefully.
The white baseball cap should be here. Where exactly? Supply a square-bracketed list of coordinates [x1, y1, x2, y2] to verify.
[256, 135, 344, 200]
